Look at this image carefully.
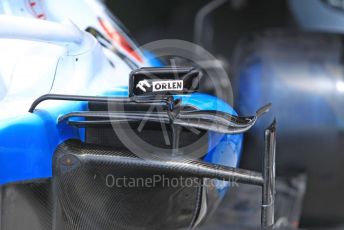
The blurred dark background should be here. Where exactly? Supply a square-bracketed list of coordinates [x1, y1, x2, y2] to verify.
[106, 0, 290, 55]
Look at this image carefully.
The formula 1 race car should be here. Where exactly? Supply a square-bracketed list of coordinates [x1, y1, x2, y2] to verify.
[0, 1, 276, 229]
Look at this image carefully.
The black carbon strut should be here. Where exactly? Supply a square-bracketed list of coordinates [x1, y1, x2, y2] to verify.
[261, 119, 276, 229]
[28, 94, 171, 113]
[53, 94, 271, 134]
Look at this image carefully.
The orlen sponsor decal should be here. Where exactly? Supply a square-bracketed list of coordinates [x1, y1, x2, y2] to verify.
[152, 80, 183, 92]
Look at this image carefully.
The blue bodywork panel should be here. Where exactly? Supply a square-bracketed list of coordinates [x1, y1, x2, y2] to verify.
[0, 102, 86, 185]
[0, 89, 243, 185]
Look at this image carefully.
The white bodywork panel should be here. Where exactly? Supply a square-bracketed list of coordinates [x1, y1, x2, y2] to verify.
[0, 0, 145, 117]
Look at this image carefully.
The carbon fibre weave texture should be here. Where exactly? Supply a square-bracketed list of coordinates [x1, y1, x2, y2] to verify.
[53, 140, 203, 230]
